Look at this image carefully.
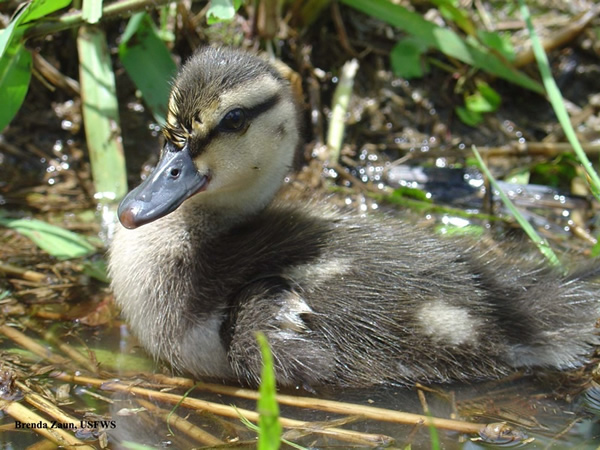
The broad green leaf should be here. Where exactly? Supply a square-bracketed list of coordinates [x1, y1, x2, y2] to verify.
[591, 237, 600, 258]
[0, 217, 96, 260]
[390, 38, 429, 79]
[475, 81, 501, 109]
[78, 26, 128, 199]
[256, 333, 281, 450]
[207, 0, 243, 24]
[0, 42, 32, 131]
[82, 259, 109, 283]
[477, 30, 515, 62]
[465, 81, 500, 113]
[119, 12, 177, 126]
[0, 0, 69, 131]
[431, 0, 475, 36]
[455, 106, 482, 126]
[0, 0, 70, 58]
[339, 0, 543, 93]
[0, 5, 29, 58]
[20, 0, 71, 24]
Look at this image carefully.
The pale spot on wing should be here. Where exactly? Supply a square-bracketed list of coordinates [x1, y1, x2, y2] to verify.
[284, 257, 353, 289]
[417, 300, 481, 346]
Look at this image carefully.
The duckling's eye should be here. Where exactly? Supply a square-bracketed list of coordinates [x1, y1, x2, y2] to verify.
[218, 108, 247, 132]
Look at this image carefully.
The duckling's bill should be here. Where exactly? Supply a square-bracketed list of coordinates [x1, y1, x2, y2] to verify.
[118, 143, 209, 229]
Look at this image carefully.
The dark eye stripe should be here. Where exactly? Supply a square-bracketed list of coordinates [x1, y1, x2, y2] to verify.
[244, 93, 281, 120]
[185, 93, 282, 157]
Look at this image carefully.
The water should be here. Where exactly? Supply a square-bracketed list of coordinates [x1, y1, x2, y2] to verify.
[1, 322, 599, 449]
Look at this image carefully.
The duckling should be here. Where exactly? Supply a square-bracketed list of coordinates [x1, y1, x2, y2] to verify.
[109, 47, 600, 388]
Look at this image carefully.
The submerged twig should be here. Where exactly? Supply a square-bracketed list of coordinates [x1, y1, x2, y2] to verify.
[0, 399, 93, 449]
[16, 381, 81, 431]
[149, 374, 486, 434]
[0, 262, 49, 283]
[0, 325, 69, 366]
[53, 372, 393, 447]
[135, 398, 225, 447]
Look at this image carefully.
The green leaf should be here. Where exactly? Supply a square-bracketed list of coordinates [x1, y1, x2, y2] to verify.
[455, 106, 482, 126]
[591, 237, 600, 258]
[477, 30, 515, 62]
[465, 81, 501, 113]
[431, 0, 475, 36]
[0, 0, 70, 59]
[0, 0, 70, 131]
[82, 259, 109, 283]
[256, 333, 281, 450]
[0, 6, 28, 59]
[119, 12, 177, 127]
[0, 217, 96, 260]
[339, 0, 543, 93]
[78, 26, 128, 199]
[20, 0, 71, 24]
[390, 38, 429, 79]
[389, 186, 431, 202]
[530, 154, 577, 189]
[0, 42, 32, 131]
[207, 0, 243, 24]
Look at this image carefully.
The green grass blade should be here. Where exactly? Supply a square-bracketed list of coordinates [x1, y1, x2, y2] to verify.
[20, 0, 71, 24]
[77, 26, 128, 199]
[0, 6, 28, 58]
[0, 0, 71, 131]
[0, 0, 70, 58]
[339, 0, 543, 93]
[0, 217, 96, 260]
[256, 333, 281, 450]
[518, 0, 600, 201]
[0, 41, 32, 131]
[82, 0, 103, 24]
[472, 146, 561, 268]
[118, 12, 177, 127]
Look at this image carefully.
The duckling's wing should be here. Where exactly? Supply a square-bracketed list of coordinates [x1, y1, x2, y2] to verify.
[220, 207, 600, 387]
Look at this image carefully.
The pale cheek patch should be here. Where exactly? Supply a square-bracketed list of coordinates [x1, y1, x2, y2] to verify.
[416, 301, 481, 346]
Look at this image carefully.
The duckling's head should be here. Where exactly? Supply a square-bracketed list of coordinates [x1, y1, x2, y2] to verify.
[119, 47, 300, 229]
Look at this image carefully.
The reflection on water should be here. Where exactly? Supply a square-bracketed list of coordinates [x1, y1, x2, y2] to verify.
[1, 322, 599, 449]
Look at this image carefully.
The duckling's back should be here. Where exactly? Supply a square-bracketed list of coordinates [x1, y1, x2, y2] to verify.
[200, 204, 600, 387]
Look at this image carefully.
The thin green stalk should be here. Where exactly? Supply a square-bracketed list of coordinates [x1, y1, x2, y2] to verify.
[472, 146, 561, 268]
[518, 0, 600, 201]
[24, 0, 173, 40]
[327, 59, 359, 164]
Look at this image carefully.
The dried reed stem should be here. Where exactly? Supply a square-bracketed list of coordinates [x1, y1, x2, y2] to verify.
[136, 398, 225, 447]
[0, 399, 93, 449]
[53, 373, 393, 446]
[150, 374, 485, 434]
